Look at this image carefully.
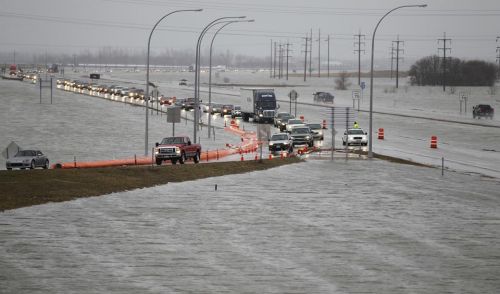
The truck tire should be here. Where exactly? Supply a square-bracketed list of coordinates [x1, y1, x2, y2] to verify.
[156, 158, 162, 166]
[243, 114, 249, 122]
[193, 151, 200, 163]
[179, 153, 185, 164]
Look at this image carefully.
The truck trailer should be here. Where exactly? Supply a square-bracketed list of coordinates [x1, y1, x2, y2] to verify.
[239, 88, 277, 123]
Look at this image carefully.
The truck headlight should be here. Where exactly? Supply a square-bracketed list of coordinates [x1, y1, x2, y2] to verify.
[305, 136, 310, 139]
[175, 147, 181, 154]
[259, 114, 263, 117]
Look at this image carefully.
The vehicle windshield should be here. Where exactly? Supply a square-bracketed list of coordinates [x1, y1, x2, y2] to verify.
[477, 105, 492, 110]
[271, 134, 288, 141]
[16, 150, 36, 157]
[161, 137, 185, 144]
[277, 113, 291, 119]
[348, 129, 365, 135]
[307, 124, 321, 129]
[292, 128, 310, 134]
[223, 105, 233, 109]
[234, 106, 241, 110]
[288, 119, 303, 125]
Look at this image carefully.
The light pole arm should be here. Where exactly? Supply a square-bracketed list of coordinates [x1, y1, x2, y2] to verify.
[144, 9, 202, 156]
[368, 4, 426, 158]
[193, 16, 245, 143]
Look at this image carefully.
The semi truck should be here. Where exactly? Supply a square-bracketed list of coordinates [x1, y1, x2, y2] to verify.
[240, 88, 277, 123]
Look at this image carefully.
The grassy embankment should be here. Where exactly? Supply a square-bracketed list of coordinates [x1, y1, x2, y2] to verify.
[0, 158, 301, 212]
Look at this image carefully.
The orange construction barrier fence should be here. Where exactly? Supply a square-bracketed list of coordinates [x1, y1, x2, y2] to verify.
[53, 125, 259, 169]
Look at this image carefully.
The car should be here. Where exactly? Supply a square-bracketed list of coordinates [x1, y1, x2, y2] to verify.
[182, 98, 197, 110]
[285, 118, 305, 133]
[179, 79, 188, 86]
[274, 112, 294, 128]
[313, 91, 334, 103]
[290, 126, 314, 147]
[6, 150, 49, 170]
[268, 133, 293, 153]
[210, 103, 223, 114]
[342, 128, 368, 146]
[277, 115, 296, 132]
[231, 105, 242, 118]
[472, 104, 494, 119]
[220, 104, 234, 117]
[306, 123, 324, 140]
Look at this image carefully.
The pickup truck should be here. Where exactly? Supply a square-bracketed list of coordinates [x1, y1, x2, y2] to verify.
[154, 136, 201, 165]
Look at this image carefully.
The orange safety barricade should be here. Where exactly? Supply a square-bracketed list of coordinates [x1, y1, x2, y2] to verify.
[430, 136, 438, 148]
[378, 128, 384, 140]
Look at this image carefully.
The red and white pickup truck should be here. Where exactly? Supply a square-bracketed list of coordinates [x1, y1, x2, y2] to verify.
[154, 136, 201, 165]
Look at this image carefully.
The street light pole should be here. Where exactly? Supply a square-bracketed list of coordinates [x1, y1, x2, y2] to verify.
[145, 9, 202, 156]
[208, 20, 254, 138]
[194, 16, 246, 144]
[368, 4, 427, 158]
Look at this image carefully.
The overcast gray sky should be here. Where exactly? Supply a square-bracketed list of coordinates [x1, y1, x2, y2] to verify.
[1, 0, 499, 63]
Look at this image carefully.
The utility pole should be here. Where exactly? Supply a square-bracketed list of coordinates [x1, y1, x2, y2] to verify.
[496, 36, 500, 79]
[309, 29, 313, 78]
[438, 32, 451, 92]
[317, 28, 321, 78]
[303, 34, 309, 82]
[270, 39, 273, 78]
[392, 35, 404, 88]
[285, 41, 292, 80]
[354, 31, 365, 85]
[278, 43, 283, 79]
[273, 41, 277, 79]
[390, 44, 395, 79]
[325, 34, 331, 78]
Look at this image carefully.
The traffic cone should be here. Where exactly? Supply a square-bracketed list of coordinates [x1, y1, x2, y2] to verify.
[430, 136, 438, 148]
[378, 128, 384, 140]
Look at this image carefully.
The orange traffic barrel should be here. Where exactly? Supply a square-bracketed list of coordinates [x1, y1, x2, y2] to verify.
[430, 136, 438, 148]
[300, 115, 305, 122]
[378, 128, 384, 140]
[240, 154, 244, 161]
[322, 120, 327, 129]
[268, 154, 272, 160]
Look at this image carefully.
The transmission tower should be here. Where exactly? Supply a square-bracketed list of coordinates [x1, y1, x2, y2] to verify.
[496, 36, 500, 79]
[389, 44, 395, 79]
[302, 34, 309, 82]
[317, 28, 321, 78]
[438, 32, 452, 92]
[325, 34, 331, 78]
[285, 41, 292, 80]
[392, 35, 404, 88]
[354, 31, 365, 85]
[270, 39, 273, 78]
[309, 29, 313, 78]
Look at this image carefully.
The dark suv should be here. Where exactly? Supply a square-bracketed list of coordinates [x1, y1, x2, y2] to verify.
[472, 104, 494, 119]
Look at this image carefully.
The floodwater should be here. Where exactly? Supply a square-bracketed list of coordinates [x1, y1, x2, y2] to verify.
[1, 159, 499, 293]
[1, 70, 500, 293]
